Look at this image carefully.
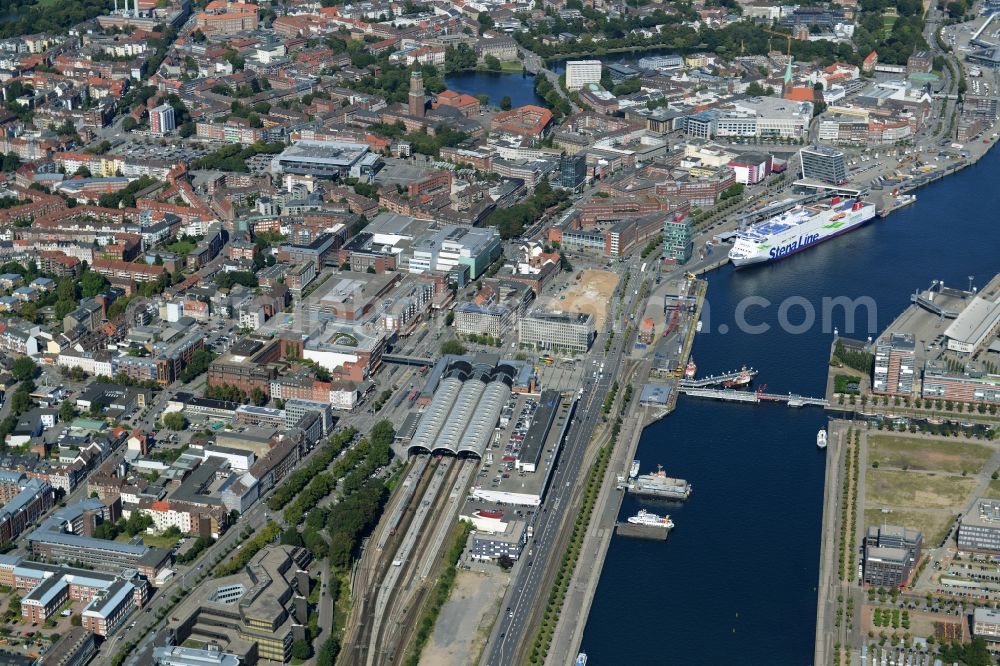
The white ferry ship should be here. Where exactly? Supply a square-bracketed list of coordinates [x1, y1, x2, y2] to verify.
[728, 198, 876, 267]
[627, 509, 675, 529]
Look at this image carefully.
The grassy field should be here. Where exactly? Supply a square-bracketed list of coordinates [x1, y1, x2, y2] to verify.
[863, 508, 954, 546]
[868, 435, 994, 475]
[866, 468, 976, 509]
[164, 239, 196, 255]
[882, 15, 897, 36]
[987, 479, 1000, 497]
[117, 532, 180, 549]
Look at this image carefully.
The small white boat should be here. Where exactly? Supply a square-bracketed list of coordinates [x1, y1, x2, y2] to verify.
[817, 429, 828, 449]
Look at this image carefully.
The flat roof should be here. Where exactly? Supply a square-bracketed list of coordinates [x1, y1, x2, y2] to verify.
[275, 140, 369, 165]
[472, 391, 573, 506]
[639, 383, 671, 406]
[519, 389, 560, 469]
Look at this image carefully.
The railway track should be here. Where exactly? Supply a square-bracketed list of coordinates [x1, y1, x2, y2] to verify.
[342, 456, 477, 666]
[368, 458, 464, 664]
[344, 456, 439, 664]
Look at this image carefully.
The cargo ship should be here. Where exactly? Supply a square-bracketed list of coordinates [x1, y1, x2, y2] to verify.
[622, 465, 692, 500]
[728, 197, 877, 267]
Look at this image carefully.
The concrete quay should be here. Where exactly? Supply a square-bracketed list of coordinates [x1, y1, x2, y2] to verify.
[814, 420, 850, 666]
[545, 280, 706, 664]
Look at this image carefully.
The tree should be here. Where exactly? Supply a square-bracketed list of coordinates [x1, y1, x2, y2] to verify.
[11, 356, 36, 382]
[70, 614, 81, 626]
[162, 412, 188, 431]
[500, 95, 512, 111]
[477, 12, 494, 35]
[80, 270, 109, 297]
[441, 340, 467, 355]
[122, 117, 137, 132]
[281, 528, 305, 547]
[59, 400, 76, 422]
[317, 636, 340, 666]
[1, 152, 21, 173]
[291, 640, 313, 660]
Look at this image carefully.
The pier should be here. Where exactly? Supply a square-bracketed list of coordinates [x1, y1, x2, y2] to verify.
[679, 386, 830, 408]
[678, 368, 757, 388]
[614, 522, 669, 541]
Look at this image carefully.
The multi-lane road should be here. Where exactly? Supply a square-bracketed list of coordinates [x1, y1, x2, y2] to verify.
[482, 259, 650, 666]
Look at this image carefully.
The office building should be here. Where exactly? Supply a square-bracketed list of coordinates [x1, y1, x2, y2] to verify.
[959, 498, 1000, 554]
[153, 646, 241, 666]
[863, 524, 922, 588]
[518, 309, 595, 352]
[799, 145, 847, 184]
[559, 152, 587, 190]
[975, 608, 1000, 641]
[283, 398, 333, 436]
[565, 60, 602, 90]
[663, 211, 692, 263]
[208, 338, 282, 397]
[0, 477, 54, 543]
[149, 104, 176, 136]
[27, 498, 171, 578]
[638, 54, 683, 71]
[454, 281, 534, 339]
[727, 153, 772, 185]
[872, 333, 915, 396]
[921, 360, 1000, 404]
[81, 579, 138, 636]
[407, 225, 502, 280]
[167, 546, 312, 663]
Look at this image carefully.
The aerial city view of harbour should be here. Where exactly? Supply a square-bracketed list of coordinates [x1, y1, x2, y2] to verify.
[4, 0, 1000, 663]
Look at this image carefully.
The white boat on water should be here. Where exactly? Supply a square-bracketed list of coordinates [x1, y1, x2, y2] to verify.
[627, 509, 674, 529]
[817, 429, 828, 449]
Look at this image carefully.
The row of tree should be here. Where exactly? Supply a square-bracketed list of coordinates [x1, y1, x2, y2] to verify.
[267, 428, 359, 511]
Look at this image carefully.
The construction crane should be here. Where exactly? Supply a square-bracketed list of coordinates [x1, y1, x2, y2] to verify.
[762, 27, 800, 56]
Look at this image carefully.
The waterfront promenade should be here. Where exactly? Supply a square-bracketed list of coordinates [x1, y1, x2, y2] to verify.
[546, 280, 706, 663]
[814, 420, 850, 666]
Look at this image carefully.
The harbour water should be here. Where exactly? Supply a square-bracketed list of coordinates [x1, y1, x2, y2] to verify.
[580, 138, 1000, 661]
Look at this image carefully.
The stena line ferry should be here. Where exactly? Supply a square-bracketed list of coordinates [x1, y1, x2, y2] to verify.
[728, 197, 876, 267]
